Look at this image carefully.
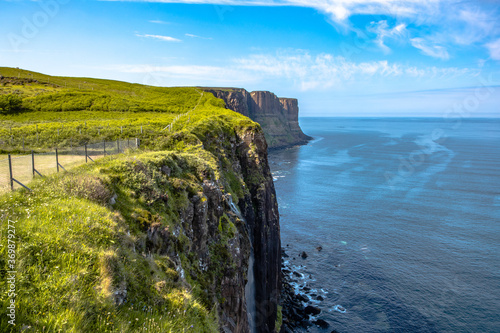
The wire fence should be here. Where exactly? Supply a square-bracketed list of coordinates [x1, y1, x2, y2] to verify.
[0, 138, 139, 192]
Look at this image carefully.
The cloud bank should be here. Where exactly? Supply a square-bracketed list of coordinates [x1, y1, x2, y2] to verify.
[107, 50, 479, 91]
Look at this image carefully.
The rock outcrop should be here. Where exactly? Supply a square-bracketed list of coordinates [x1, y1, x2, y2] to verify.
[203, 88, 311, 149]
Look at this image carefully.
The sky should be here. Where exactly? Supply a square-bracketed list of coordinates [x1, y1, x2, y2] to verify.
[1, 0, 499, 117]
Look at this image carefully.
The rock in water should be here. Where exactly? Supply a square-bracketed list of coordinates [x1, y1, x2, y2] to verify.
[304, 305, 321, 315]
[301, 251, 308, 259]
[313, 319, 329, 329]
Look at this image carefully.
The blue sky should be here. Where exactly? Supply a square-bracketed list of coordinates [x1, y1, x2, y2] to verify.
[1, 0, 499, 116]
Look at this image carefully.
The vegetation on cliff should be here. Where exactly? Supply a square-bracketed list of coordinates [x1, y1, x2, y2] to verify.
[0, 67, 203, 113]
[0, 68, 279, 332]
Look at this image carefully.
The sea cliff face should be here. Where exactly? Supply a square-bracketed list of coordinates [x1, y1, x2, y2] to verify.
[204, 88, 311, 149]
[152, 117, 282, 332]
[187, 118, 281, 332]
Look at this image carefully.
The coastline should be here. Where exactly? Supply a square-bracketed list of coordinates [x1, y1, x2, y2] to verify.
[280, 247, 335, 332]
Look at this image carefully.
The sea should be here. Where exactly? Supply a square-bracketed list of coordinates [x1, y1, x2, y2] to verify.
[269, 118, 500, 333]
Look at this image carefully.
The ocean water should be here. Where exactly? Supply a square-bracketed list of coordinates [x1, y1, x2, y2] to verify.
[269, 118, 500, 333]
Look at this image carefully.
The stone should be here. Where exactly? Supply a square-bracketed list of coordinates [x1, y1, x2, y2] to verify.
[160, 165, 171, 176]
[109, 193, 117, 205]
[301, 251, 308, 259]
[113, 281, 127, 306]
[297, 294, 308, 303]
[313, 319, 330, 329]
[304, 306, 321, 316]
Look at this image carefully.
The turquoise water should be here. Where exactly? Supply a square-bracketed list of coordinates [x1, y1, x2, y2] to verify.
[270, 118, 500, 332]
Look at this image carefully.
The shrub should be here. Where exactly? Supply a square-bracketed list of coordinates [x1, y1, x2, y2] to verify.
[0, 94, 23, 114]
[61, 175, 112, 205]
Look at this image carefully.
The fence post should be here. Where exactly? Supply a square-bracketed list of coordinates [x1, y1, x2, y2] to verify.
[141, 126, 143, 134]
[56, 148, 59, 172]
[32, 150, 35, 176]
[117, 139, 120, 153]
[23, 137, 25, 150]
[8, 154, 13, 191]
[85, 144, 88, 163]
[103, 140, 106, 155]
[136, 138, 139, 148]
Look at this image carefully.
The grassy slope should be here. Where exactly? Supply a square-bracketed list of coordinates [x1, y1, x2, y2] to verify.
[0, 68, 260, 332]
[0, 67, 232, 151]
[0, 67, 201, 113]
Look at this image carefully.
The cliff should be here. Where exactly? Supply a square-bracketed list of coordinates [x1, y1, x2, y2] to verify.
[152, 119, 282, 332]
[203, 88, 311, 149]
[0, 78, 281, 333]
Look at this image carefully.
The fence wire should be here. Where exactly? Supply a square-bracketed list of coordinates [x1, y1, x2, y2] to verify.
[0, 138, 139, 192]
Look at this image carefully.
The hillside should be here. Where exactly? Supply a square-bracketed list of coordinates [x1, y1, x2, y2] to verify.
[0, 68, 228, 152]
[0, 67, 202, 113]
[0, 68, 281, 332]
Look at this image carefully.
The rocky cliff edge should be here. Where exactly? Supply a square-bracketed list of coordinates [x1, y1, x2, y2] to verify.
[203, 88, 312, 150]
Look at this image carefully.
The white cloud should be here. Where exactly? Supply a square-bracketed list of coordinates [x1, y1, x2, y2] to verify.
[368, 20, 407, 53]
[453, 8, 497, 45]
[107, 64, 255, 84]
[107, 50, 476, 91]
[485, 38, 500, 61]
[410, 38, 449, 60]
[109, 0, 440, 22]
[185, 33, 212, 40]
[135, 33, 181, 42]
[149, 20, 170, 24]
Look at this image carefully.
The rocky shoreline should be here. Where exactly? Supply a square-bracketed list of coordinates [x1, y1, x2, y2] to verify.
[280, 247, 338, 333]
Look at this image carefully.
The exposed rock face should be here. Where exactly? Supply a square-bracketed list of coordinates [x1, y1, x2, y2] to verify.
[237, 128, 281, 332]
[206, 88, 251, 118]
[204, 88, 311, 149]
[147, 120, 282, 332]
[279, 98, 305, 139]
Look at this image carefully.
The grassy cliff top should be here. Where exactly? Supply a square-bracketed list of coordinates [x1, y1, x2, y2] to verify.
[0, 67, 259, 152]
[0, 67, 202, 113]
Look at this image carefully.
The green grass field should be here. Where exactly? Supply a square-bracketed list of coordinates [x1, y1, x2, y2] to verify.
[0, 67, 204, 113]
